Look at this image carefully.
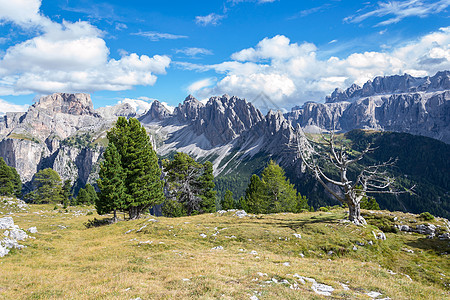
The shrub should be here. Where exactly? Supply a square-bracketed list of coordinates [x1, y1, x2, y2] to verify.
[420, 212, 435, 221]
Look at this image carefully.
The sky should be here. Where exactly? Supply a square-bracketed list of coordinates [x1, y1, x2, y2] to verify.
[0, 0, 449, 113]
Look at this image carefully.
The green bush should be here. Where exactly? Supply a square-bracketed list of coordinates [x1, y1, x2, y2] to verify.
[420, 212, 435, 221]
[318, 207, 329, 212]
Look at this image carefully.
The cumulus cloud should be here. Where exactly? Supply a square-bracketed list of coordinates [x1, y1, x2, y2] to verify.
[0, 98, 29, 115]
[0, 2, 171, 95]
[118, 97, 174, 114]
[185, 28, 450, 109]
[195, 13, 225, 26]
[345, 0, 450, 26]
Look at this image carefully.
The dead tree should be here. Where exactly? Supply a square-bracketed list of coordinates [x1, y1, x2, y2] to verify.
[296, 126, 412, 225]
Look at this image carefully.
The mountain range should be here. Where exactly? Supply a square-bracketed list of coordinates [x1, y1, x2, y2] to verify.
[0, 71, 449, 217]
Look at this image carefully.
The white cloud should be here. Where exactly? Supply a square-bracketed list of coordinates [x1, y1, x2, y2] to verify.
[187, 78, 216, 94]
[184, 28, 450, 109]
[119, 98, 153, 114]
[118, 97, 174, 114]
[0, 3, 171, 95]
[176, 47, 213, 57]
[0, 0, 44, 26]
[195, 13, 225, 26]
[345, 0, 450, 26]
[0, 98, 29, 115]
[132, 31, 188, 41]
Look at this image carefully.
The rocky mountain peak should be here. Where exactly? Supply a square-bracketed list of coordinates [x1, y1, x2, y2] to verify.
[139, 100, 171, 123]
[175, 95, 204, 122]
[33, 93, 96, 116]
[325, 70, 450, 103]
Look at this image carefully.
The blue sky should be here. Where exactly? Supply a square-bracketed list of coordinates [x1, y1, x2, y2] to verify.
[0, 0, 449, 113]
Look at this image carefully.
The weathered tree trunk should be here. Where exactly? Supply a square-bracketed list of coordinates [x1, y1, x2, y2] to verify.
[129, 206, 140, 220]
[347, 200, 366, 225]
[113, 209, 118, 222]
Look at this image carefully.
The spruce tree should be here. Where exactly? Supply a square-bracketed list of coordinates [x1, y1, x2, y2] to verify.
[221, 189, 234, 210]
[0, 157, 14, 196]
[28, 168, 64, 204]
[107, 117, 164, 219]
[76, 188, 90, 205]
[62, 180, 72, 207]
[85, 184, 98, 205]
[261, 160, 297, 213]
[245, 174, 267, 214]
[198, 161, 216, 213]
[97, 142, 126, 220]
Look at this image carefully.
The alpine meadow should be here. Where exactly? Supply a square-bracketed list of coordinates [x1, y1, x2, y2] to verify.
[0, 0, 449, 299]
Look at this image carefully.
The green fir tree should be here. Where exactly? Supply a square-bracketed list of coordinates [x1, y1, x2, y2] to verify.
[221, 189, 234, 210]
[97, 143, 127, 220]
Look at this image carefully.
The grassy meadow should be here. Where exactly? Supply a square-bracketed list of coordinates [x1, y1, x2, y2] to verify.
[0, 199, 449, 299]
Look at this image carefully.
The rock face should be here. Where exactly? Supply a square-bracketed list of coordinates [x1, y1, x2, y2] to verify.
[287, 71, 450, 143]
[0, 93, 105, 186]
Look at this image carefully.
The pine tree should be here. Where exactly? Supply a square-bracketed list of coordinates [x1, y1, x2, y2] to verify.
[97, 143, 126, 220]
[163, 152, 216, 216]
[261, 160, 297, 213]
[245, 174, 267, 214]
[62, 180, 72, 207]
[221, 189, 234, 210]
[76, 188, 90, 205]
[28, 168, 64, 204]
[0, 157, 14, 196]
[198, 161, 216, 213]
[107, 117, 164, 219]
[296, 194, 310, 212]
[85, 184, 98, 205]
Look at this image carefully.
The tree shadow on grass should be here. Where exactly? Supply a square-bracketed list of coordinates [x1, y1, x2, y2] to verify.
[405, 237, 450, 255]
[84, 217, 116, 228]
[256, 214, 340, 231]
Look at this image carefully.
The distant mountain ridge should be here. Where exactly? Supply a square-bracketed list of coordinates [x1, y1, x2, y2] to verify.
[0, 70, 449, 217]
[286, 71, 450, 143]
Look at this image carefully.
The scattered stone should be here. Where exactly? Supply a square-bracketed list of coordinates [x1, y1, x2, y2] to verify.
[292, 233, 302, 239]
[327, 251, 334, 256]
[282, 262, 290, 266]
[58, 225, 67, 230]
[340, 283, 350, 290]
[234, 210, 247, 218]
[182, 278, 190, 282]
[137, 225, 147, 232]
[124, 229, 134, 234]
[257, 272, 267, 277]
[27, 227, 38, 234]
[211, 246, 224, 250]
[299, 253, 305, 258]
[368, 240, 373, 246]
[312, 282, 334, 296]
[249, 295, 259, 300]
[375, 231, 386, 240]
[8, 228, 28, 241]
[0, 217, 14, 229]
[438, 232, 450, 240]
[399, 225, 410, 232]
[147, 218, 158, 222]
[356, 241, 365, 246]
[367, 291, 382, 298]
[250, 250, 258, 255]
[353, 246, 358, 251]
[199, 233, 207, 238]
[402, 248, 414, 254]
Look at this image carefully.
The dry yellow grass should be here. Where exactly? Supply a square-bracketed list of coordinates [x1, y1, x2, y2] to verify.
[0, 202, 449, 299]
